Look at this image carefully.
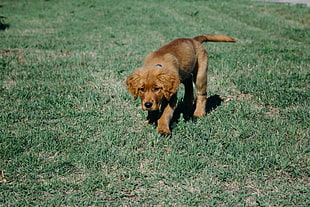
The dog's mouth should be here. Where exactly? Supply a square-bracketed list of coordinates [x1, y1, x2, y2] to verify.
[143, 108, 155, 111]
[142, 106, 158, 111]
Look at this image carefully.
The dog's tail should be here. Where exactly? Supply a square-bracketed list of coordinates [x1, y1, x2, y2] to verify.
[193, 34, 236, 43]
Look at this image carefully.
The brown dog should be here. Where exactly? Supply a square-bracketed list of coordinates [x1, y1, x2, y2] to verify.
[126, 34, 236, 134]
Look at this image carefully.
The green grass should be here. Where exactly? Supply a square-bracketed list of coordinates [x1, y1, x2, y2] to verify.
[1, 0, 309, 206]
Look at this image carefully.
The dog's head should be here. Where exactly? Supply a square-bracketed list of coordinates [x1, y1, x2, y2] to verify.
[126, 67, 179, 111]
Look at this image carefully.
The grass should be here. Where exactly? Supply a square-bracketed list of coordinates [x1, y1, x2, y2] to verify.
[0, 0, 309, 206]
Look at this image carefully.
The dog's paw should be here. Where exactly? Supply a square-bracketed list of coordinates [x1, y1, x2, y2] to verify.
[157, 127, 171, 135]
[145, 119, 157, 125]
[193, 110, 206, 118]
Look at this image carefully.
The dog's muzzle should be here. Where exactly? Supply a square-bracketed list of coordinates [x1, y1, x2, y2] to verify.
[144, 102, 153, 109]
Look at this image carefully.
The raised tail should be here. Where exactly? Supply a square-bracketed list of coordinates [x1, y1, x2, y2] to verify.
[193, 34, 236, 43]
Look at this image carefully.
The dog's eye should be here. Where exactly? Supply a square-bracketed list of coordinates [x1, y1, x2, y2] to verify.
[139, 88, 145, 92]
[153, 87, 161, 92]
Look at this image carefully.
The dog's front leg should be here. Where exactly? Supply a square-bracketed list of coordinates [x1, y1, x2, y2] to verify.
[145, 110, 159, 125]
[157, 95, 177, 135]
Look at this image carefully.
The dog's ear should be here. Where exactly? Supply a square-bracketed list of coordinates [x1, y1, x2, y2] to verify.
[126, 70, 141, 100]
[158, 69, 180, 100]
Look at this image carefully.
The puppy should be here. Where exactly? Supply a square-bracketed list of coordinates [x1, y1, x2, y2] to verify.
[126, 34, 236, 134]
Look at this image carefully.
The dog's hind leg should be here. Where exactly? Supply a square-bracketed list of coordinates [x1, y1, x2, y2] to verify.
[193, 48, 208, 117]
[183, 76, 194, 118]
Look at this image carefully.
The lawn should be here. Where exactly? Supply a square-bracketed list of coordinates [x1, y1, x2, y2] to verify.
[0, 0, 309, 206]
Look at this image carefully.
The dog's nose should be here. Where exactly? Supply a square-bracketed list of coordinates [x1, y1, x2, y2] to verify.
[144, 102, 153, 108]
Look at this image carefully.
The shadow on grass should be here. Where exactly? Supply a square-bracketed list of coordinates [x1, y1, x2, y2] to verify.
[0, 15, 10, 30]
[144, 94, 223, 135]
[170, 94, 223, 130]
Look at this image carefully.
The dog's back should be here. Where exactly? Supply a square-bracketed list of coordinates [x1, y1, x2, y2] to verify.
[143, 38, 197, 73]
[143, 34, 236, 70]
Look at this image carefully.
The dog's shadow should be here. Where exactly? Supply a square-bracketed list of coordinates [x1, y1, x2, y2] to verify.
[171, 94, 223, 125]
